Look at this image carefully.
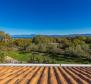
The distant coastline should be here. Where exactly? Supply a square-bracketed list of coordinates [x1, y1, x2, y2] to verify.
[12, 34, 91, 39]
[12, 35, 35, 39]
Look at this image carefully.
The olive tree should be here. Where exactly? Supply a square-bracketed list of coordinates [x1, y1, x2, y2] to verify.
[0, 51, 5, 63]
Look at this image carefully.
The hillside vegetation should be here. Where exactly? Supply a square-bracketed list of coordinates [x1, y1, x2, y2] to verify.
[0, 31, 91, 64]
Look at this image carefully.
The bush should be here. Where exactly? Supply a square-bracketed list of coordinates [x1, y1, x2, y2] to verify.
[0, 51, 5, 63]
[65, 44, 91, 58]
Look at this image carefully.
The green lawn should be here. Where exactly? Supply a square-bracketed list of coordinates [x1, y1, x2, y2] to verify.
[6, 51, 91, 64]
[6, 51, 56, 63]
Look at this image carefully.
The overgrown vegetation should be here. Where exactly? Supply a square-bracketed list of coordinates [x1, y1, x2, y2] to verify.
[0, 31, 91, 64]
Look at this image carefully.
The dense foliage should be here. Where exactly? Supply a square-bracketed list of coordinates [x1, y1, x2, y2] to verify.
[0, 31, 91, 63]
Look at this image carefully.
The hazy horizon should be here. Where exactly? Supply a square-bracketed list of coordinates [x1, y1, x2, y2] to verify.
[10, 33, 91, 36]
[1, 30, 91, 36]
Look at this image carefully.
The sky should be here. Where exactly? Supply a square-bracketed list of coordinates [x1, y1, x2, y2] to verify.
[0, 0, 91, 35]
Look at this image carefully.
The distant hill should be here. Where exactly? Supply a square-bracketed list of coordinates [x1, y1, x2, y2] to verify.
[50, 34, 91, 37]
[12, 34, 91, 38]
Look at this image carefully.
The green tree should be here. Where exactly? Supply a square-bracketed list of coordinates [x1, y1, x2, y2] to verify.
[0, 51, 5, 63]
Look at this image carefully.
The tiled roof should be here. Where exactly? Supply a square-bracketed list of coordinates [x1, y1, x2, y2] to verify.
[0, 66, 91, 84]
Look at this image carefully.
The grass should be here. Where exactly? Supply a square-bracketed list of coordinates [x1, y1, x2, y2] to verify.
[6, 51, 56, 63]
[6, 51, 31, 62]
[5, 51, 91, 64]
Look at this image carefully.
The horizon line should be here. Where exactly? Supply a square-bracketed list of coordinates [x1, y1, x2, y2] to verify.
[11, 33, 91, 36]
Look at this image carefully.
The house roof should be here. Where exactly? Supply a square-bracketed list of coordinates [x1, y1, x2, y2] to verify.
[0, 66, 90, 84]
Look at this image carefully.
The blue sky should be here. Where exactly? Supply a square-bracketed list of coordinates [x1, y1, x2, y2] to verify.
[0, 0, 91, 35]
